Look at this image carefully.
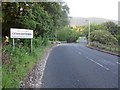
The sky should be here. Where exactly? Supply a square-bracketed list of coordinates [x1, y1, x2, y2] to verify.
[64, 0, 119, 20]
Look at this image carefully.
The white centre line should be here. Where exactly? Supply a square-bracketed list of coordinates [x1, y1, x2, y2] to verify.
[86, 57, 109, 71]
[71, 46, 83, 55]
[116, 62, 120, 64]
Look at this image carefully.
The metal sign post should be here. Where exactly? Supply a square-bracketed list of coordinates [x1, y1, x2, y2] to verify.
[12, 38, 15, 51]
[31, 39, 32, 53]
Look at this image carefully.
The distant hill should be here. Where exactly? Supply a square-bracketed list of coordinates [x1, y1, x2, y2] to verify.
[69, 17, 118, 26]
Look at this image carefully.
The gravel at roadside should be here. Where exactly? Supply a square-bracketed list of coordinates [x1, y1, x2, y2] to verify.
[19, 44, 57, 88]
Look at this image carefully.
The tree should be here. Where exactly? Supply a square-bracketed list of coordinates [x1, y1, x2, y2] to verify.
[103, 21, 119, 36]
[57, 26, 80, 42]
[2, 2, 69, 38]
[82, 23, 107, 38]
[90, 30, 118, 45]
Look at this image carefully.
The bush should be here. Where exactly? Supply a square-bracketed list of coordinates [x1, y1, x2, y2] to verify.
[33, 37, 43, 48]
[90, 30, 118, 45]
[42, 37, 49, 46]
[57, 27, 70, 41]
[57, 27, 80, 43]
[2, 37, 49, 88]
[116, 35, 120, 45]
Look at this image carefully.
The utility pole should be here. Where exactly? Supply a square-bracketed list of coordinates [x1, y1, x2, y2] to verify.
[86, 20, 90, 45]
[88, 21, 90, 45]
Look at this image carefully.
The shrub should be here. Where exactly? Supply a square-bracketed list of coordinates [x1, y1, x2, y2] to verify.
[90, 30, 118, 45]
[57, 27, 80, 42]
[2, 37, 49, 88]
[116, 35, 120, 45]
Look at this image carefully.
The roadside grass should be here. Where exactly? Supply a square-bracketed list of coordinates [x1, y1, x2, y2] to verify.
[0, 66, 2, 90]
[2, 40, 50, 88]
[90, 42, 120, 54]
[0, 43, 2, 90]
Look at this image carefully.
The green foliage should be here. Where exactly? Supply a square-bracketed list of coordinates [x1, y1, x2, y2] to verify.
[0, 66, 1, 90]
[2, 2, 70, 88]
[90, 30, 118, 45]
[57, 26, 80, 42]
[103, 21, 119, 36]
[57, 27, 70, 41]
[116, 35, 120, 45]
[33, 37, 43, 48]
[82, 21, 119, 47]
[82, 23, 107, 38]
[2, 37, 49, 88]
[90, 42, 119, 53]
[2, 2, 69, 38]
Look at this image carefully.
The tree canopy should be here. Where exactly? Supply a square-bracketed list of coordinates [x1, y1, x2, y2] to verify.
[2, 2, 69, 38]
[80, 21, 120, 46]
[102, 21, 119, 36]
[90, 30, 118, 45]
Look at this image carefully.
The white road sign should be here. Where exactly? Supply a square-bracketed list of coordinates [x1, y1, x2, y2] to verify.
[10, 28, 33, 38]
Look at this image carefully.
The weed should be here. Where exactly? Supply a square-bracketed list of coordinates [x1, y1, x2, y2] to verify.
[2, 38, 49, 88]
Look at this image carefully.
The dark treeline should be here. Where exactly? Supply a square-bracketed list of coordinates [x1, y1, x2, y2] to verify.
[2, 2, 69, 38]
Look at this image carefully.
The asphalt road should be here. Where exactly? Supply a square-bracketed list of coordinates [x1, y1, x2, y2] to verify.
[41, 38, 119, 88]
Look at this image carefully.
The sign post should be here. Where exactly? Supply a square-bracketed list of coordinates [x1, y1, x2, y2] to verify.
[13, 38, 15, 51]
[31, 39, 32, 53]
[10, 28, 33, 52]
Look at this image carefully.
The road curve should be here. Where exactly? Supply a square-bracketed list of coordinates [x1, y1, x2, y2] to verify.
[41, 40, 118, 88]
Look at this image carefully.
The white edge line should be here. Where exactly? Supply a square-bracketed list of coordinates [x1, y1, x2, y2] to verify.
[35, 45, 57, 88]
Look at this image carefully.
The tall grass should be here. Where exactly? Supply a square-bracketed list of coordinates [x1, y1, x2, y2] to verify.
[90, 41, 120, 54]
[0, 66, 2, 90]
[0, 43, 2, 90]
[2, 37, 50, 88]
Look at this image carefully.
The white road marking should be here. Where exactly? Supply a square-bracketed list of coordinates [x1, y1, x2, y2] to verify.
[86, 57, 109, 71]
[116, 62, 120, 64]
[35, 46, 54, 88]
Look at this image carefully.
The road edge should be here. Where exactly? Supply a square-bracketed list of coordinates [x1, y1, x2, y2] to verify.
[86, 45, 120, 57]
[19, 44, 59, 88]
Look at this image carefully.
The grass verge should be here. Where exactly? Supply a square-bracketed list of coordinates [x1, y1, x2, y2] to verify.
[0, 66, 2, 90]
[0, 45, 2, 90]
[2, 41, 50, 89]
[89, 42, 120, 56]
